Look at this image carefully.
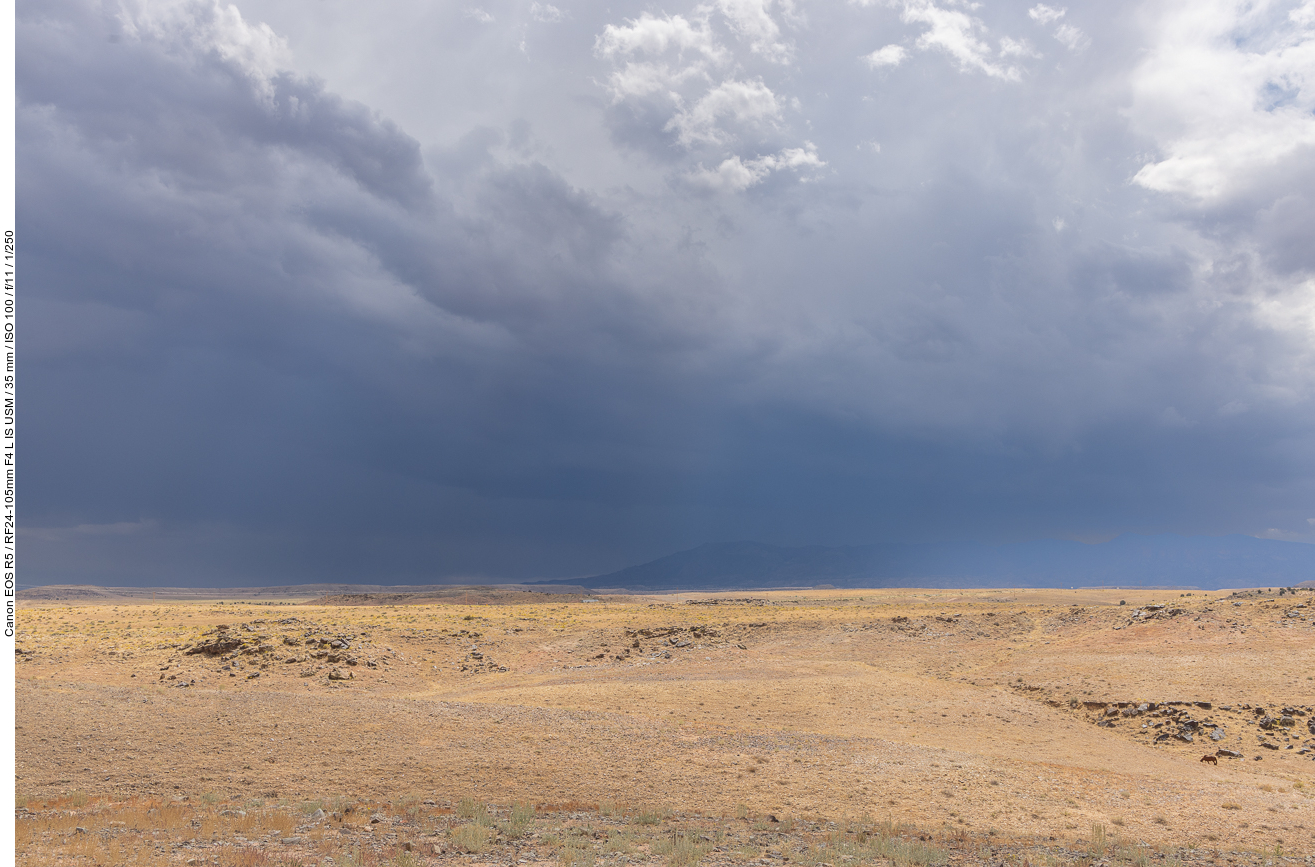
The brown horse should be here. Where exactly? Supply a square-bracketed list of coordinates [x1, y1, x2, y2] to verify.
[1200, 754, 1218, 765]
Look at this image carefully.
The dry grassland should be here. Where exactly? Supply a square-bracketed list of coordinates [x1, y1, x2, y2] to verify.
[15, 586, 1315, 865]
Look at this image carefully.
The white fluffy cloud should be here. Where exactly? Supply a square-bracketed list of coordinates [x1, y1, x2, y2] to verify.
[716, 0, 794, 63]
[1027, 4, 1066, 25]
[690, 141, 824, 190]
[1027, 4, 1088, 51]
[530, 2, 565, 23]
[861, 0, 1032, 79]
[595, 11, 726, 60]
[1130, 0, 1315, 199]
[667, 78, 783, 146]
[900, 0, 1022, 80]
[116, 0, 290, 99]
[594, 2, 816, 187]
[864, 44, 908, 67]
[595, 12, 729, 102]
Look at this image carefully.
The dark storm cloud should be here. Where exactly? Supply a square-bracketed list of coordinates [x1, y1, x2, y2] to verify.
[18, 0, 1315, 585]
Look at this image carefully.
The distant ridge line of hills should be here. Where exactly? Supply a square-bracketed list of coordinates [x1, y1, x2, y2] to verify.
[539, 534, 1315, 592]
[17, 534, 1315, 598]
[15, 583, 592, 602]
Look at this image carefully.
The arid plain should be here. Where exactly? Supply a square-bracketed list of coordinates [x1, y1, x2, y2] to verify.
[15, 586, 1315, 866]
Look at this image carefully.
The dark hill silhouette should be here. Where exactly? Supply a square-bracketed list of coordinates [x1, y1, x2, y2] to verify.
[541, 534, 1315, 591]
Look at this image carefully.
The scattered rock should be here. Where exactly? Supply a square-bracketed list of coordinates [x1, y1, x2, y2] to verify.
[1216, 749, 1242, 758]
[185, 635, 244, 656]
[328, 668, 354, 681]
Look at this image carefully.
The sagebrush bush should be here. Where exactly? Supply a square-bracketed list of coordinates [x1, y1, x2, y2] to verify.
[500, 801, 536, 839]
[653, 831, 709, 867]
[451, 822, 492, 853]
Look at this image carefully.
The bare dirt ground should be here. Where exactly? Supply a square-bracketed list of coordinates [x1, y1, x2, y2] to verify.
[15, 586, 1315, 865]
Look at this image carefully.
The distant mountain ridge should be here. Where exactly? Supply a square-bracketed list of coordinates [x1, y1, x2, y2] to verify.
[556, 535, 1315, 591]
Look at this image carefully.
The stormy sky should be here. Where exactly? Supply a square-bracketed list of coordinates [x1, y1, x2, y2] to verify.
[18, 0, 1315, 585]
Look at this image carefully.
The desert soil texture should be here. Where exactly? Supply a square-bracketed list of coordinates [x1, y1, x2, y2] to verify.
[14, 585, 1315, 866]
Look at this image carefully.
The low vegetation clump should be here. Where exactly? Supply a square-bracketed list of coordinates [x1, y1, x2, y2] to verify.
[652, 830, 712, 867]
[14, 795, 1296, 867]
[451, 821, 493, 853]
[500, 800, 537, 838]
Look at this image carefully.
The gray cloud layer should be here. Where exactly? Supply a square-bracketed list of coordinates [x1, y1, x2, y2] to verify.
[19, 0, 1315, 584]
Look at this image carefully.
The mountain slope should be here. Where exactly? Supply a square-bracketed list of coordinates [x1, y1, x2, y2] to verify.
[563, 535, 1315, 591]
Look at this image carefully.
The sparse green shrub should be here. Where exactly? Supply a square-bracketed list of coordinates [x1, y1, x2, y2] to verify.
[653, 831, 710, 867]
[603, 829, 635, 854]
[867, 834, 947, 867]
[1090, 824, 1108, 857]
[398, 793, 423, 819]
[456, 797, 492, 826]
[451, 822, 492, 853]
[637, 805, 670, 825]
[500, 801, 536, 839]
[558, 837, 594, 867]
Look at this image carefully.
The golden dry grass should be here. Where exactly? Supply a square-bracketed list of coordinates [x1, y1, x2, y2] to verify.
[15, 585, 1315, 861]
